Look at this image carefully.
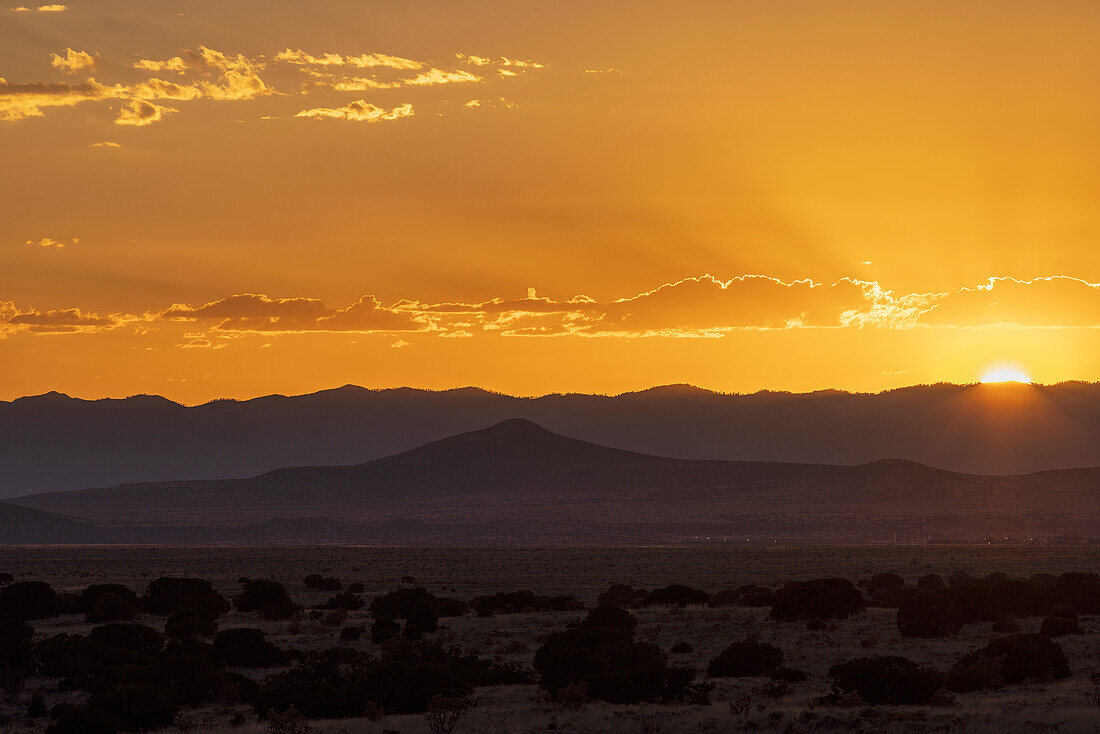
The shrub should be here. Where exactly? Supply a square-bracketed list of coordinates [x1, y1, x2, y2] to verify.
[28, 691, 46, 717]
[371, 617, 401, 644]
[34, 633, 107, 685]
[371, 588, 468, 619]
[708, 589, 740, 607]
[234, 579, 296, 617]
[947, 634, 1070, 692]
[339, 626, 363, 642]
[769, 579, 863, 622]
[597, 584, 641, 608]
[583, 605, 637, 634]
[866, 573, 904, 594]
[706, 641, 783, 678]
[268, 706, 315, 734]
[828, 656, 944, 705]
[403, 623, 424, 642]
[769, 666, 810, 683]
[1056, 573, 1100, 614]
[470, 590, 581, 616]
[642, 585, 709, 607]
[89, 623, 164, 654]
[805, 618, 828, 631]
[736, 585, 777, 607]
[0, 580, 59, 619]
[165, 611, 218, 640]
[0, 619, 35, 692]
[897, 592, 964, 638]
[95, 682, 178, 731]
[917, 574, 946, 592]
[407, 601, 439, 633]
[1039, 615, 1081, 638]
[214, 628, 289, 668]
[45, 703, 119, 734]
[0, 572, 13, 585]
[79, 585, 141, 623]
[143, 578, 229, 617]
[320, 593, 365, 612]
[669, 641, 693, 654]
[303, 575, 342, 591]
[346, 582, 365, 594]
[534, 627, 693, 704]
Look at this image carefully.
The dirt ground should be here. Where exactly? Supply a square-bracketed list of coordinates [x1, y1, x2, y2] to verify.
[2, 545, 1099, 733]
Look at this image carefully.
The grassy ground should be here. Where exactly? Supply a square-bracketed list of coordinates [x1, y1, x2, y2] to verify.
[1, 545, 1099, 732]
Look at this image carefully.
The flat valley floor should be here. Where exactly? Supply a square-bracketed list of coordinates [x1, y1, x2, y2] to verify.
[2, 545, 1099, 733]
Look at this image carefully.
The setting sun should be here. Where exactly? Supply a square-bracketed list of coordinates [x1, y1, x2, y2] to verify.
[981, 368, 1033, 384]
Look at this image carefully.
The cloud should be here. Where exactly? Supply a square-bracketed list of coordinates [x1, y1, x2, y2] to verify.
[50, 48, 96, 73]
[331, 68, 481, 92]
[10, 3, 65, 11]
[0, 78, 117, 121]
[275, 49, 422, 70]
[918, 276, 1100, 328]
[89, 141, 120, 148]
[295, 100, 413, 123]
[162, 293, 427, 333]
[391, 339, 410, 349]
[8, 274, 1100, 343]
[115, 99, 177, 126]
[26, 236, 76, 248]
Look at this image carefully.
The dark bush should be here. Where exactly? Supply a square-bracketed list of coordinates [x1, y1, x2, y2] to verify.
[770, 578, 863, 622]
[708, 588, 740, 607]
[597, 584, 642, 608]
[642, 584, 709, 607]
[234, 579, 296, 617]
[866, 573, 905, 594]
[897, 592, 964, 638]
[917, 574, 946, 592]
[828, 656, 944, 705]
[320, 592, 365, 612]
[534, 627, 694, 704]
[340, 626, 363, 642]
[945, 582, 1004, 623]
[583, 605, 637, 634]
[371, 588, 468, 620]
[253, 641, 527, 719]
[1039, 615, 1081, 637]
[805, 618, 828, 631]
[407, 601, 439, 633]
[1056, 572, 1100, 614]
[736, 585, 777, 607]
[0, 572, 13, 585]
[45, 703, 119, 734]
[78, 585, 141, 623]
[164, 611, 218, 640]
[346, 582, 365, 594]
[143, 577, 229, 617]
[706, 641, 783, 678]
[214, 628, 289, 668]
[947, 634, 1070, 692]
[669, 641, 693, 655]
[402, 623, 423, 642]
[769, 666, 810, 683]
[95, 682, 178, 731]
[371, 617, 401, 644]
[470, 590, 582, 616]
[28, 691, 46, 717]
[34, 633, 108, 685]
[304, 575, 343, 591]
[0, 619, 35, 691]
[0, 580, 59, 619]
[89, 623, 164, 654]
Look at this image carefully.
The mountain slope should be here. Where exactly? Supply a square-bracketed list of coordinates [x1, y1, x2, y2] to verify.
[4, 381, 1100, 498]
[12, 420, 1098, 543]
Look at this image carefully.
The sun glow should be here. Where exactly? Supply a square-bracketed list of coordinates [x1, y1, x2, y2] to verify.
[980, 368, 1032, 384]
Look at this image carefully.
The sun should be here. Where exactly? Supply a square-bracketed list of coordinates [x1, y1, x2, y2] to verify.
[980, 368, 1032, 384]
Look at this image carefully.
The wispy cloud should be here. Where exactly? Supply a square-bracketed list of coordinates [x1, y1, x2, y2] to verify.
[50, 48, 96, 73]
[10, 3, 65, 11]
[25, 236, 77, 248]
[295, 100, 413, 123]
[115, 99, 177, 126]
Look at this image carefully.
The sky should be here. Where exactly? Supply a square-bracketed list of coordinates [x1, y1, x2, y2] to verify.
[2, 0, 1100, 403]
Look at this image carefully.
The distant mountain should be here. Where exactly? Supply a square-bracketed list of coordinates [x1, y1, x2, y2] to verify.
[0, 501, 111, 544]
[4, 381, 1100, 498]
[11, 420, 1099, 544]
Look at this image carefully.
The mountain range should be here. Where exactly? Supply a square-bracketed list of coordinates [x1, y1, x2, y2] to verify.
[4, 381, 1100, 499]
[6, 418, 1098, 545]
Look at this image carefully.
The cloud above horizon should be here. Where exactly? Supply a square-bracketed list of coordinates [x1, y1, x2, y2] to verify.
[5, 274, 1100, 341]
[0, 44, 543, 126]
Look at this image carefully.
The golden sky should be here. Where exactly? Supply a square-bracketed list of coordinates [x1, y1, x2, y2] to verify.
[3, 1, 1100, 402]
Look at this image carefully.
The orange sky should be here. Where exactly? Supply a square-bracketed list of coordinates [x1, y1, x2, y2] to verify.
[3, 1, 1100, 403]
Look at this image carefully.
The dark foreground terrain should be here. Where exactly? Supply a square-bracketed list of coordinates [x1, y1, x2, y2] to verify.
[1, 545, 1099, 733]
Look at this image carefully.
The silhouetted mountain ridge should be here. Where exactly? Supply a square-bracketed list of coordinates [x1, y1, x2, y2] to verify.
[4, 381, 1100, 498]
